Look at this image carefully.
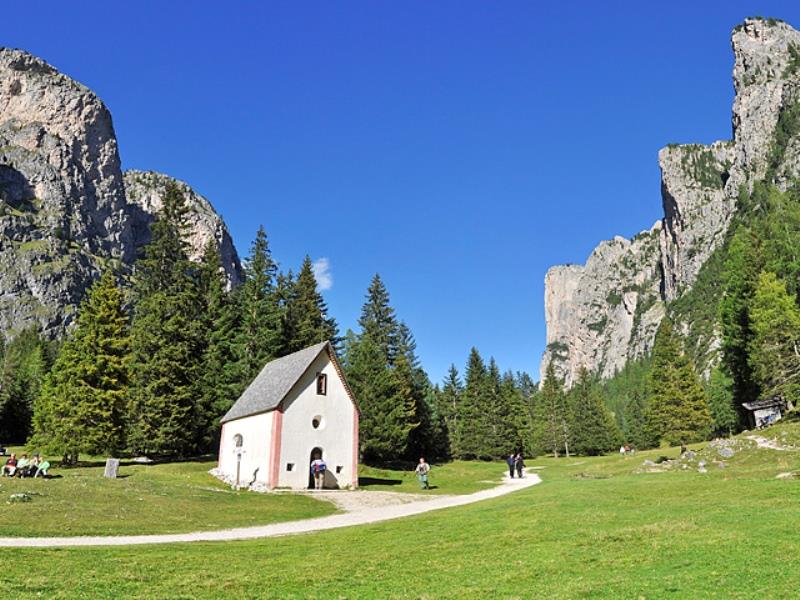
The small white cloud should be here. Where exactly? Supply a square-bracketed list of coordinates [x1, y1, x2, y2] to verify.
[312, 257, 333, 291]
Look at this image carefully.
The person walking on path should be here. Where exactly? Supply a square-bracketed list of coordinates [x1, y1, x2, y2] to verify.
[514, 452, 525, 478]
[415, 457, 431, 490]
[507, 453, 516, 478]
[310, 456, 327, 490]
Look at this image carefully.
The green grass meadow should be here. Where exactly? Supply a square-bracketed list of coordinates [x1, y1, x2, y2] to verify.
[2, 428, 800, 598]
[0, 457, 336, 537]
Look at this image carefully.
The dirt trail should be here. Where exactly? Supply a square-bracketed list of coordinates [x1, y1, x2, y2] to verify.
[0, 473, 540, 548]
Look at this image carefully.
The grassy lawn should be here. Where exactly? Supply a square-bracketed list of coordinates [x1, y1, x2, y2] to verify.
[2, 428, 800, 598]
[0, 453, 500, 537]
[359, 459, 504, 494]
[0, 457, 337, 537]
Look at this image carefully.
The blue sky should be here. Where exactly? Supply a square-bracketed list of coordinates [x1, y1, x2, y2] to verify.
[5, 2, 800, 383]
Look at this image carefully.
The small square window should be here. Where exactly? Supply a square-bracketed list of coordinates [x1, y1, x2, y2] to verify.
[286, 463, 294, 472]
[316, 373, 328, 395]
[336, 465, 343, 474]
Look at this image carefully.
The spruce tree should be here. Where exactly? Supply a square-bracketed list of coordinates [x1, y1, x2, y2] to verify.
[500, 370, 530, 454]
[0, 330, 49, 444]
[621, 392, 647, 449]
[196, 242, 245, 450]
[238, 226, 281, 378]
[748, 271, 800, 405]
[401, 324, 446, 460]
[485, 358, 506, 457]
[31, 272, 130, 460]
[456, 348, 492, 459]
[437, 365, 463, 457]
[707, 366, 738, 436]
[643, 318, 713, 446]
[127, 182, 205, 456]
[568, 367, 620, 455]
[719, 227, 762, 421]
[344, 333, 414, 462]
[283, 256, 338, 353]
[532, 362, 569, 457]
[358, 274, 398, 363]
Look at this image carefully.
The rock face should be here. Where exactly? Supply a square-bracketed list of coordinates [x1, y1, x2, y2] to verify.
[0, 48, 242, 336]
[542, 224, 664, 385]
[541, 18, 800, 385]
[0, 48, 133, 334]
[124, 170, 243, 288]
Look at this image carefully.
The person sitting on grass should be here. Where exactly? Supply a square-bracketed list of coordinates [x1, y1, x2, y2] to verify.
[19, 454, 40, 478]
[2, 453, 18, 476]
[14, 454, 29, 477]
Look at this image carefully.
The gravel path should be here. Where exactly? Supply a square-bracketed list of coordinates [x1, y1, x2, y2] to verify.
[0, 473, 540, 548]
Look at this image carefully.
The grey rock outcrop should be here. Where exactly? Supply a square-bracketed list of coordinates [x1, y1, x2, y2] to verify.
[542, 224, 664, 385]
[0, 48, 133, 334]
[541, 18, 800, 385]
[0, 48, 243, 336]
[124, 170, 243, 288]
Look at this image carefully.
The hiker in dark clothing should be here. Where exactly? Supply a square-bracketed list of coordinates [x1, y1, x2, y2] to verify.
[507, 453, 515, 478]
[514, 453, 525, 478]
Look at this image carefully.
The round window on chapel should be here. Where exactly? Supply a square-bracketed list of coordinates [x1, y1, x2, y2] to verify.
[312, 416, 324, 430]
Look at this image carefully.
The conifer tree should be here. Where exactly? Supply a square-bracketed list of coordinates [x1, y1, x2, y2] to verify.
[500, 370, 530, 454]
[127, 182, 205, 456]
[643, 318, 713, 446]
[283, 256, 338, 353]
[0, 330, 49, 444]
[358, 274, 398, 363]
[436, 365, 463, 457]
[719, 227, 763, 420]
[532, 362, 569, 457]
[568, 367, 620, 455]
[196, 242, 245, 450]
[401, 324, 447, 460]
[238, 226, 281, 378]
[31, 272, 130, 461]
[748, 271, 800, 405]
[621, 392, 647, 449]
[456, 348, 493, 459]
[344, 333, 414, 462]
[707, 366, 738, 436]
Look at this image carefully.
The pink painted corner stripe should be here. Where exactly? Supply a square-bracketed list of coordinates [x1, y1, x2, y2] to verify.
[269, 408, 284, 489]
[352, 410, 359, 489]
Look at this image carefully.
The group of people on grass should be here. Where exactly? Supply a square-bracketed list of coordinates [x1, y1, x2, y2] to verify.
[2, 453, 49, 478]
[619, 445, 636, 457]
[506, 452, 526, 479]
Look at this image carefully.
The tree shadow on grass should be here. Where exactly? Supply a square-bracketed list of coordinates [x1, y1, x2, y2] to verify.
[359, 476, 403, 487]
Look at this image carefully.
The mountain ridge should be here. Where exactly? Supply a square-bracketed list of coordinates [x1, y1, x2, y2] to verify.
[541, 17, 800, 385]
[0, 47, 242, 337]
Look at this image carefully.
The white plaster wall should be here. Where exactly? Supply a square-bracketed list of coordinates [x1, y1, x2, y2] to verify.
[218, 411, 273, 486]
[278, 352, 357, 489]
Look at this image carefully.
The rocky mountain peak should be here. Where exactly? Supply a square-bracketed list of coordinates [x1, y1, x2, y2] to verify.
[541, 18, 800, 386]
[124, 170, 243, 288]
[0, 49, 242, 337]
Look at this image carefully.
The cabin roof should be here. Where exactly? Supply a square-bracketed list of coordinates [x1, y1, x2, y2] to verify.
[742, 398, 785, 411]
[220, 341, 358, 424]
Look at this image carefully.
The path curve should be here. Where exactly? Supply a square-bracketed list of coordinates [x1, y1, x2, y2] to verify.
[0, 474, 540, 548]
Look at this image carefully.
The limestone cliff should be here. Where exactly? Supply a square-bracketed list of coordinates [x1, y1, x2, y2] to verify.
[124, 170, 243, 288]
[0, 48, 242, 336]
[541, 18, 800, 385]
